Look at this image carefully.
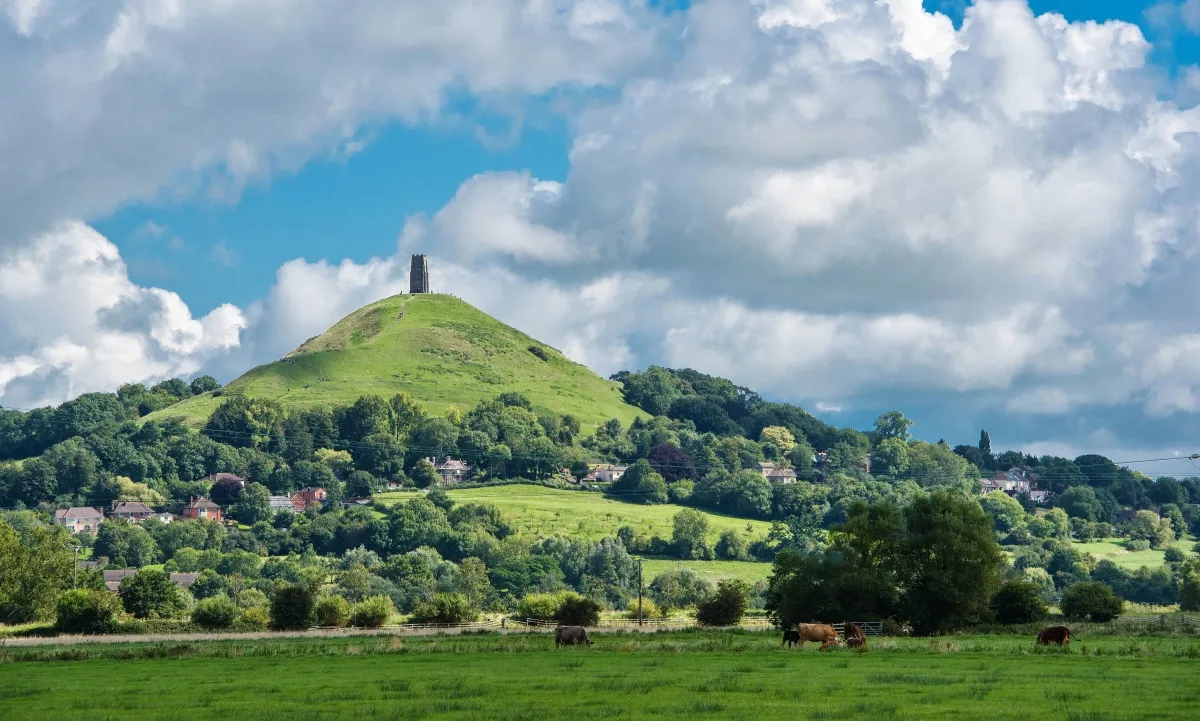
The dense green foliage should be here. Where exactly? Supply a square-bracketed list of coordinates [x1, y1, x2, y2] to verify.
[191, 595, 240, 629]
[54, 589, 121, 634]
[410, 593, 473, 625]
[315, 595, 351, 627]
[270, 585, 316, 630]
[119, 570, 185, 620]
[1061, 582, 1125, 622]
[989, 581, 1048, 624]
[553, 595, 602, 627]
[695, 580, 748, 626]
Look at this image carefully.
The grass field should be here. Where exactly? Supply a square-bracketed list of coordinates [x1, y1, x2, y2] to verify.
[144, 294, 643, 432]
[1071, 538, 1169, 570]
[2, 631, 1198, 719]
[637, 558, 774, 586]
[376, 485, 774, 542]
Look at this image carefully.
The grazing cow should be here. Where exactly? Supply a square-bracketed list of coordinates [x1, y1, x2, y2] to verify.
[1036, 626, 1072, 647]
[781, 630, 801, 648]
[794, 623, 842, 651]
[555, 625, 592, 647]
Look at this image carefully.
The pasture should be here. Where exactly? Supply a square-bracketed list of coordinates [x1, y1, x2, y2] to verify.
[1070, 538, 1169, 570]
[2, 630, 1198, 719]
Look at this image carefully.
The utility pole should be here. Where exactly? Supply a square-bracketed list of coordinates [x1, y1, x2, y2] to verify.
[72, 545, 81, 589]
[637, 558, 643, 628]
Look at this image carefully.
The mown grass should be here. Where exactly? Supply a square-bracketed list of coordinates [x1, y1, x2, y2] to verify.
[1071, 538, 1169, 570]
[2, 631, 1198, 719]
[144, 294, 644, 432]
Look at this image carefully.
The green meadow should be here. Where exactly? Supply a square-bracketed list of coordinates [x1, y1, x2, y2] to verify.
[2, 630, 1199, 719]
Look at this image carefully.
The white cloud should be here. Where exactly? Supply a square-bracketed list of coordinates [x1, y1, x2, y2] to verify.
[0, 222, 244, 407]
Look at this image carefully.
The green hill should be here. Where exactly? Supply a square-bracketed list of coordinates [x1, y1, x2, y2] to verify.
[145, 294, 643, 431]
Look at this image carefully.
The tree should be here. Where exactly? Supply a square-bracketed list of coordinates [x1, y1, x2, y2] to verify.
[119, 570, 185, 619]
[870, 437, 909, 476]
[1061, 581, 1124, 622]
[989, 581, 1047, 624]
[411, 592, 474, 624]
[190, 376, 220, 395]
[338, 395, 391, 442]
[411, 459, 440, 489]
[203, 397, 283, 449]
[978, 430, 992, 457]
[345, 470, 380, 498]
[648, 568, 712, 610]
[1178, 559, 1200, 612]
[647, 444, 696, 483]
[635, 471, 668, 505]
[210, 476, 244, 507]
[1056, 486, 1102, 521]
[715, 529, 750, 561]
[979, 491, 1028, 539]
[873, 411, 913, 442]
[350, 595, 396, 627]
[339, 563, 372, 604]
[316, 595, 351, 627]
[55, 589, 121, 634]
[270, 584, 317, 630]
[229, 482, 271, 525]
[388, 393, 427, 439]
[900, 491, 1004, 635]
[759, 426, 797, 455]
[696, 580, 748, 626]
[554, 595, 601, 627]
[672, 509, 713, 560]
[0, 521, 74, 623]
[457, 557, 492, 611]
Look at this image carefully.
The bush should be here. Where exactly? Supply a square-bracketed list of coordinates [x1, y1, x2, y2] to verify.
[191, 595, 240, 629]
[696, 580, 748, 627]
[189, 570, 231, 600]
[715, 529, 750, 561]
[515, 592, 567, 622]
[1163, 546, 1186, 565]
[1125, 539, 1150, 552]
[270, 584, 316, 630]
[55, 589, 121, 634]
[989, 580, 1048, 624]
[1061, 581, 1124, 622]
[239, 605, 270, 631]
[315, 595, 351, 627]
[410, 593, 474, 625]
[119, 570, 186, 620]
[625, 597, 661, 620]
[236, 588, 269, 609]
[554, 595, 602, 627]
[350, 595, 396, 628]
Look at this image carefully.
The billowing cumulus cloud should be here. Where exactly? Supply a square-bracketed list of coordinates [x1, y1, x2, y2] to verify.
[7, 0, 1200, 457]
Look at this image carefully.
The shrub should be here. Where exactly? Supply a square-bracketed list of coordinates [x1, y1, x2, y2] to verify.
[1163, 546, 1186, 565]
[696, 580, 748, 627]
[715, 529, 750, 561]
[236, 588, 269, 609]
[527, 345, 550, 361]
[350, 595, 396, 628]
[119, 570, 186, 620]
[315, 595, 351, 627]
[189, 570, 231, 600]
[55, 589, 121, 634]
[410, 593, 474, 625]
[191, 595, 240, 629]
[1061, 581, 1124, 622]
[1125, 539, 1150, 552]
[989, 580, 1048, 624]
[625, 597, 661, 620]
[554, 595, 601, 627]
[515, 592, 567, 622]
[239, 605, 270, 631]
[270, 584, 316, 630]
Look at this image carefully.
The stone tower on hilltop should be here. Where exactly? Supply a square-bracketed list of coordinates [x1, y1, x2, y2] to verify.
[409, 254, 429, 293]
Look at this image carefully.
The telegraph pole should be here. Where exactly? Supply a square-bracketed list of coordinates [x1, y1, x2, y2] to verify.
[637, 558, 643, 627]
[72, 545, 81, 589]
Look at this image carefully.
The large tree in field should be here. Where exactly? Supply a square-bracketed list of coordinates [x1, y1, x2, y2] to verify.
[872, 411, 913, 442]
[0, 520, 74, 624]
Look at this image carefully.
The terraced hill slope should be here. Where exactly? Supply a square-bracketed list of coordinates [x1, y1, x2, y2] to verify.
[146, 294, 642, 431]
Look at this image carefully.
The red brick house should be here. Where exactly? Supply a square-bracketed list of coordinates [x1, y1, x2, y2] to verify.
[182, 497, 222, 522]
[294, 486, 328, 508]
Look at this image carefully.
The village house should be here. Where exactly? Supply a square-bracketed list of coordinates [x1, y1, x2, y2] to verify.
[979, 468, 1049, 502]
[103, 569, 137, 592]
[54, 507, 104, 533]
[756, 461, 777, 475]
[766, 467, 798, 484]
[207, 472, 246, 487]
[434, 458, 473, 484]
[269, 495, 306, 513]
[111, 501, 156, 523]
[591, 464, 627, 483]
[155, 512, 176, 524]
[182, 497, 222, 522]
[169, 573, 201, 591]
[294, 486, 328, 508]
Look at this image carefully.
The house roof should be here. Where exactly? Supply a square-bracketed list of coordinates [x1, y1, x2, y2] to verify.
[268, 495, 296, 508]
[437, 459, 470, 471]
[184, 497, 221, 510]
[55, 506, 103, 519]
[113, 502, 154, 514]
[208, 472, 245, 483]
[297, 486, 327, 494]
[767, 468, 797, 478]
[758, 461, 778, 471]
[103, 569, 138, 582]
[169, 572, 201, 589]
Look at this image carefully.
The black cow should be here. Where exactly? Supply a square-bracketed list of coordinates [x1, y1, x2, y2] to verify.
[781, 629, 801, 648]
[556, 625, 592, 647]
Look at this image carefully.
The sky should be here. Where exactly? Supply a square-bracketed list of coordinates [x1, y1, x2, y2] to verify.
[5, 0, 1200, 475]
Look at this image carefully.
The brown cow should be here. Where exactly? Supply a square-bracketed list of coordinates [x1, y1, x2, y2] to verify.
[845, 622, 866, 649]
[1036, 626, 1072, 647]
[794, 623, 842, 651]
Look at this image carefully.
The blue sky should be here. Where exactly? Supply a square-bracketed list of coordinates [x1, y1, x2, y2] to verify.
[7, 1, 1200, 468]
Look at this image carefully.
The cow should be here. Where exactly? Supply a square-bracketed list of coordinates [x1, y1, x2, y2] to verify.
[793, 623, 842, 651]
[781, 629, 801, 647]
[555, 625, 592, 648]
[845, 623, 866, 649]
[1036, 626, 1072, 647]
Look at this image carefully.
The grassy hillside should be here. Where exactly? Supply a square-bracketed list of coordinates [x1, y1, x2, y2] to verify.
[146, 294, 642, 431]
[376, 485, 773, 542]
[1071, 538, 1170, 570]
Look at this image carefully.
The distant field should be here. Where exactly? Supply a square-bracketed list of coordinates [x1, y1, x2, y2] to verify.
[638, 558, 774, 586]
[1072, 538, 1169, 570]
[2, 631, 1199, 719]
[144, 294, 643, 432]
[376, 484, 774, 543]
